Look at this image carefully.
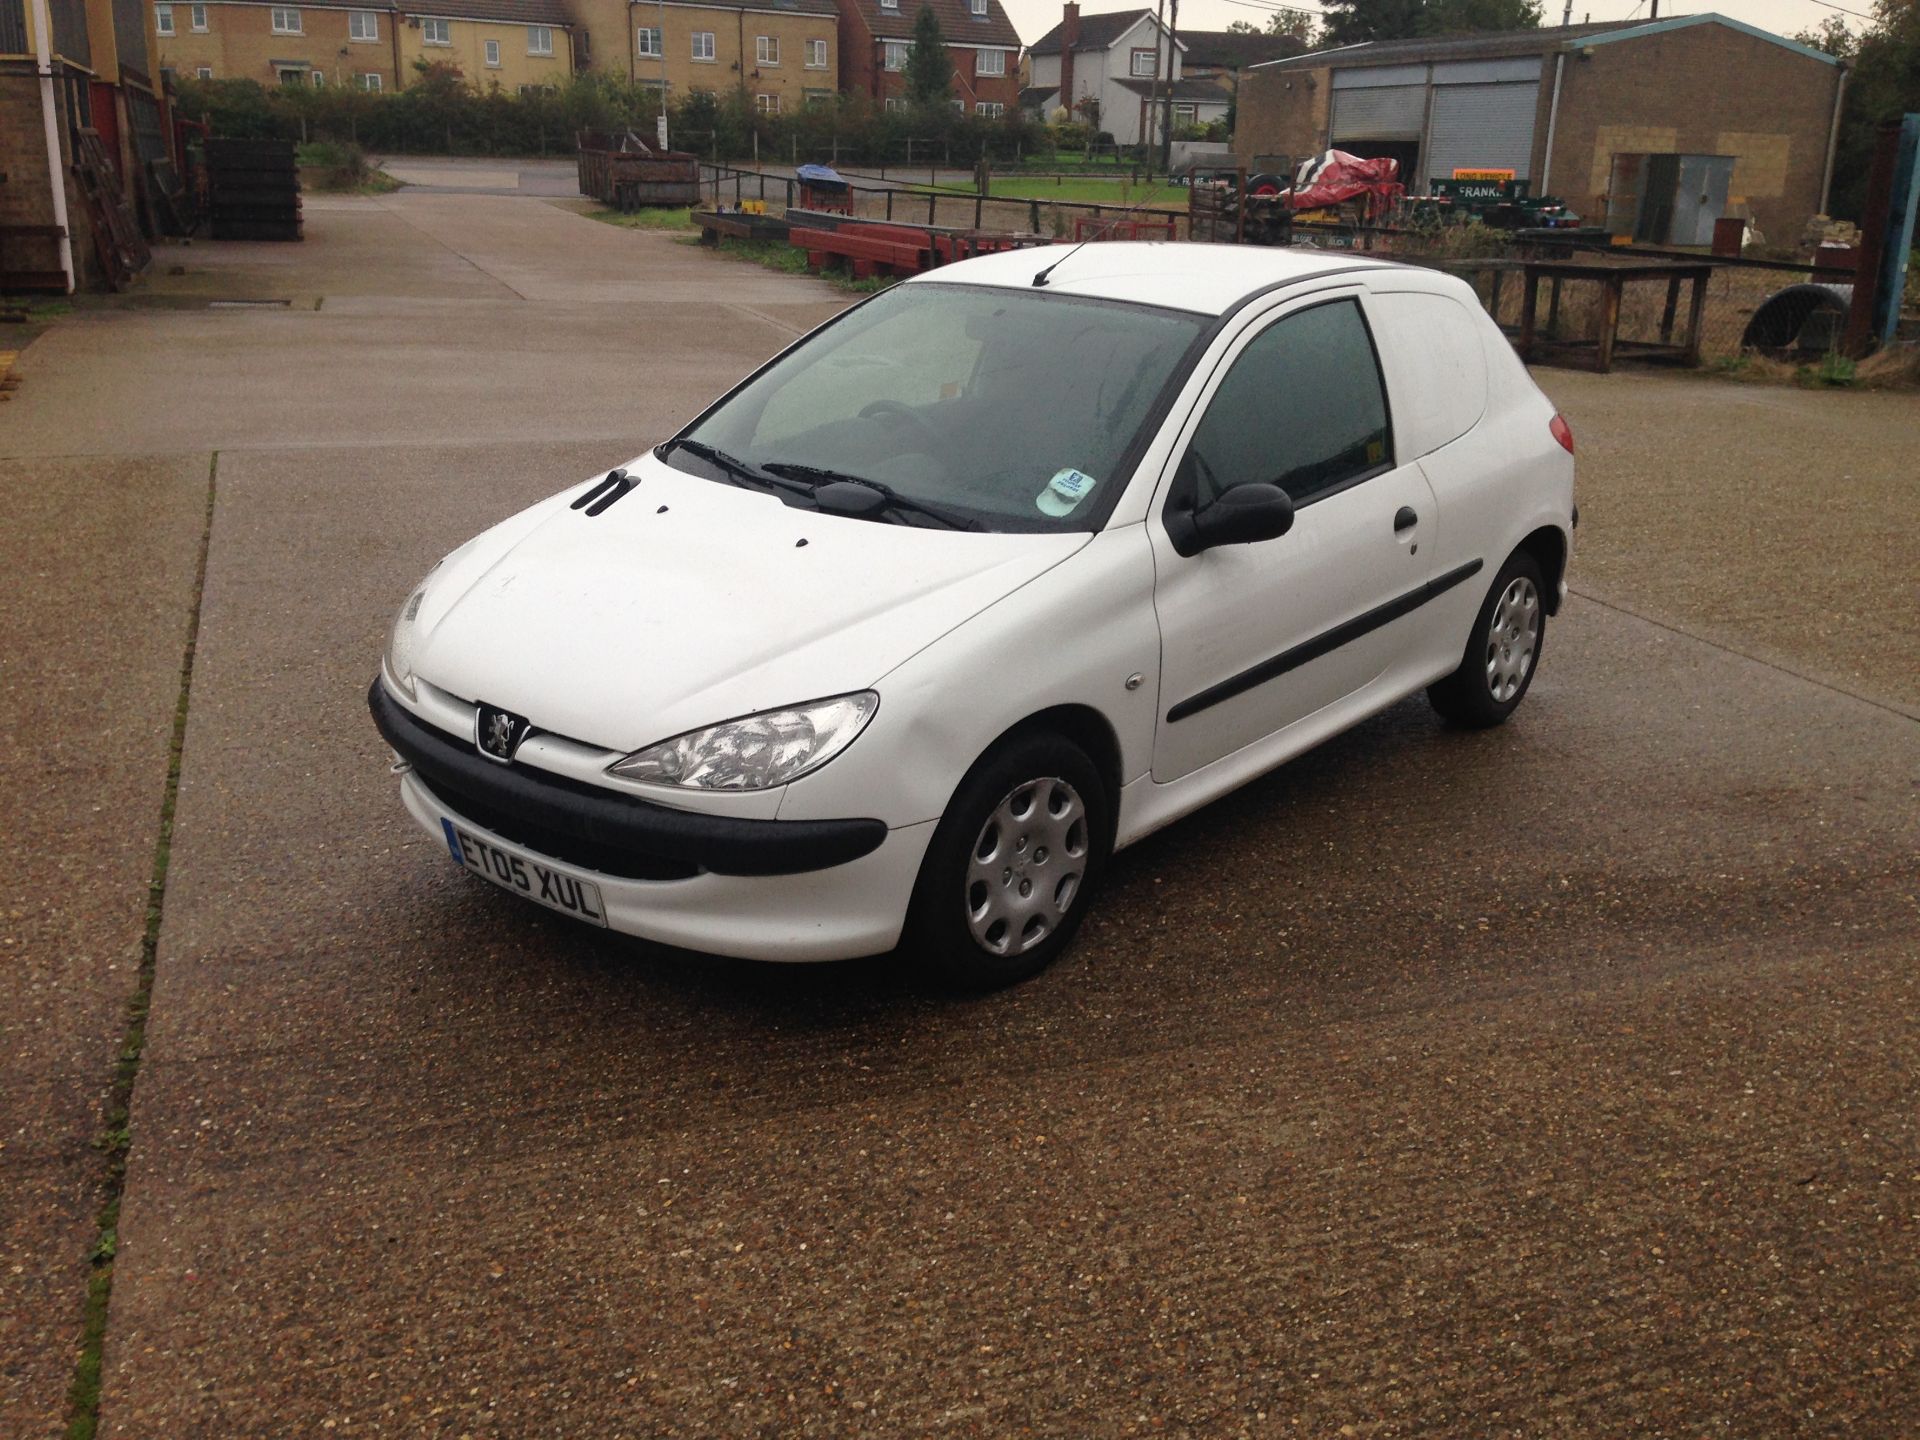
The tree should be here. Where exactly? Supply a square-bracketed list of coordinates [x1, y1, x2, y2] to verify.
[1225, 18, 1259, 32]
[1794, 13, 1858, 57]
[904, 5, 955, 109]
[1823, 0, 1920, 219]
[1266, 7, 1316, 41]
[1318, 0, 1539, 46]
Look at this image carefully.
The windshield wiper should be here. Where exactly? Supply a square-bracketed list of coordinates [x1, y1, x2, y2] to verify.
[761, 462, 982, 531]
[669, 439, 809, 498]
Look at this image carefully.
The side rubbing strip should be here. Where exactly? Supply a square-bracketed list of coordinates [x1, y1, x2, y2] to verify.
[1166, 558, 1485, 723]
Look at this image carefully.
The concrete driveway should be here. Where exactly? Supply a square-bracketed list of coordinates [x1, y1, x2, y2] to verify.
[3, 192, 1916, 1438]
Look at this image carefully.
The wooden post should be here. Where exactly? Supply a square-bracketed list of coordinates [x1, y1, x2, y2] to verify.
[1546, 275, 1562, 337]
[974, 194, 983, 228]
[928, 191, 937, 225]
[1595, 275, 1622, 373]
[1682, 268, 1710, 365]
[1030, 198, 1040, 234]
[886, 189, 894, 221]
[1518, 267, 1539, 362]
[1659, 271, 1682, 345]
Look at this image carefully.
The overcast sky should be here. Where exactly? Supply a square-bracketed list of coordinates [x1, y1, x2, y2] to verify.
[997, 0, 1868, 49]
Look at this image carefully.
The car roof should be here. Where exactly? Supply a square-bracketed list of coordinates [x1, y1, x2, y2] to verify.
[905, 242, 1399, 316]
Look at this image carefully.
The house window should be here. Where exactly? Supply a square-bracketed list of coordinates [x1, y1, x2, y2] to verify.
[196, 64, 213, 77]
[970, 0, 985, 12]
[421, 17, 449, 43]
[756, 91, 780, 113]
[976, 47, 1004, 75]
[951, 98, 963, 111]
[484, 37, 499, 64]
[692, 30, 714, 60]
[154, 3, 174, 34]
[884, 95, 903, 111]
[270, 6, 300, 32]
[882, 39, 906, 69]
[755, 34, 778, 64]
[310, 69, 326, 85]
[805, 37, 827, 68]
[349, 9, 377, 40]
[1130, 47, 1156, 77]
[1174, 102, 1197, 124]
[976, 100, 1004, 116]
[879, 0, 896, 7]
[636, 26, 660, 55]
[527, 24, 552, 54]
[189, 3, 207, 29]
[361, 71, 382, 89]
[803, 87, 830, 107]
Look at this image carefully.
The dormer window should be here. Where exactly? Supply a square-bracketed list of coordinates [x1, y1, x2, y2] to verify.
[970, 0, 985, 13]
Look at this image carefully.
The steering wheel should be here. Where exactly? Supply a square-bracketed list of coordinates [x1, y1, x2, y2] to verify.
[859, 399, 941, 449]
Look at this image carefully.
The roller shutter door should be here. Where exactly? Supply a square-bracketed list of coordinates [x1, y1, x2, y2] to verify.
[1425, 81, 1539, 182]
[1330, 84, 1427, 142]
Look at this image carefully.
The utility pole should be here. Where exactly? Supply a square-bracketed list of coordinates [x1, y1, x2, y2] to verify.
[657, 0, 670, 147]
[1161, 0, 1179, 177]
[1148, 0, 1167, 178]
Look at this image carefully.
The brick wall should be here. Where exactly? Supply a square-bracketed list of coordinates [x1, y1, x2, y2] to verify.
[153, 2, 401, 89]
[398, 13, 573, 91]
[0, 68, 94, 287]
[1546, 24, 1842, 241]
[1232, 62, 1326, 169]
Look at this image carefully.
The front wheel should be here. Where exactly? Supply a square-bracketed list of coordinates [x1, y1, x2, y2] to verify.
[905, 732, 1111, 990]
[1428, 552, 1546, 728]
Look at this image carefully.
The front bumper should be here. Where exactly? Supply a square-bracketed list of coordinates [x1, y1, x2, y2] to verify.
[369, 677, 886, 878]
[399, 772, 934, 961]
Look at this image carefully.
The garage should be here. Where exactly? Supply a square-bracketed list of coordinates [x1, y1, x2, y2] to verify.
[1424, 60, 1540, 182]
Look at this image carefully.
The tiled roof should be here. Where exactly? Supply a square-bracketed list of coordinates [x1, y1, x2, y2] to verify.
[1178, 29, 1306, 71]
[666, 0, 837, 14]
[1112, 75, 1229, 101]
[845, 0, 1023, 49]
[404, 0, 573, 24]
[1252, 21, 1620, 70]
[1028, 7, 1155, 55]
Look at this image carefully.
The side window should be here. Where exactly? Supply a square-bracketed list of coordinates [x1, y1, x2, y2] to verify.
[1362, 290, 1486, 458]
[1180, 298, 1392, 508]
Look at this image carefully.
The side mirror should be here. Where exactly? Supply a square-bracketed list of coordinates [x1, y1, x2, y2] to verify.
[1169, 483, 1295, 556]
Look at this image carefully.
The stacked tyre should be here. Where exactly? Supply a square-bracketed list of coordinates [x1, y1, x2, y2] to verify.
[206, 138, 302, 242]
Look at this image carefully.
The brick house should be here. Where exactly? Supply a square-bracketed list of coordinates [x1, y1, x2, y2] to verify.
[3, 0, 167, 289]
[837, 0, 1021, 117]
[1025, 3, 1228, 146]
[148, 0, 574, 92]
[569, 0, 837, 114]
[1234, 13, 1847, 242]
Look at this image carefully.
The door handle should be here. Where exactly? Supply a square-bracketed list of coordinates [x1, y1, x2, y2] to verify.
[1393, 506, 1419, 533]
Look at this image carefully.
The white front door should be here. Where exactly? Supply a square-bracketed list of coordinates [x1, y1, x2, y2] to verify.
[1148, 291, 1439, 782]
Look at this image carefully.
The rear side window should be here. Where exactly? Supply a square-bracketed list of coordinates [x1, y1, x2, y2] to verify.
[1180, 298, 1392, 508]
[1362, 290, 1488, 459]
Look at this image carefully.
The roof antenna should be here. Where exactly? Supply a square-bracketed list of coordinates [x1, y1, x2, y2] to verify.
[1031, 239, 1090, 288]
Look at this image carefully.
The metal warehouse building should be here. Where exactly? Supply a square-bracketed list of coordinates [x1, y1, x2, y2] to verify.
[1233, 14, 1846, 243]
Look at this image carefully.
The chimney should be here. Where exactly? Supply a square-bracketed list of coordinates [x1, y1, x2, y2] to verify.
[1059, 2, 1079, 115]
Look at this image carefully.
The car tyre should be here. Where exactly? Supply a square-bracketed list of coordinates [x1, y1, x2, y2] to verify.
[1428, 551, 1547, 728]
[906, 731, 1111, 990]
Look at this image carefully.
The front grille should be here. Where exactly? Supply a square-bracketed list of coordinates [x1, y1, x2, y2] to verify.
[416, 766, 700, 882]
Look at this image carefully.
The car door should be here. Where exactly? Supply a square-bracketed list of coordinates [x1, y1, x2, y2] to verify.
[1148, 290, 1438, 783]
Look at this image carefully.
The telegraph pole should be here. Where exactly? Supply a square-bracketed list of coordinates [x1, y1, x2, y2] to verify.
[1148, 0, 1167, 178]
[1161, 0, 1179, 177]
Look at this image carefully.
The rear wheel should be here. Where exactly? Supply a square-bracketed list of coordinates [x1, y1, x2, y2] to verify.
[1428, 552, 1546, 728]
[906, 732, 1110, 990]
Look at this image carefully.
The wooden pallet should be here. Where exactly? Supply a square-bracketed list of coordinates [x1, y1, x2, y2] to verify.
[73, 129, 151, 291]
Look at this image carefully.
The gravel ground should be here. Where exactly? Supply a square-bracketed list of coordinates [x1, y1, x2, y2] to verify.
[2, 199, 1914, 1438]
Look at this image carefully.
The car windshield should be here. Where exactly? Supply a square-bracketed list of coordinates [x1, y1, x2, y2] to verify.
[666, 282, 1209, 533]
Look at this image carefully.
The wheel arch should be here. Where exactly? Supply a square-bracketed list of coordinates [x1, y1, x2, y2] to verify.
[1516, 524, 1569, 614]
[992, 704, 1125, 827]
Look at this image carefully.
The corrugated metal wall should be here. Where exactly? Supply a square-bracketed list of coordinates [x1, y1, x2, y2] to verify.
[1330, 84, 1427, 141]
[1, 0, 28, 54]
[1425, 82, 1540, 181]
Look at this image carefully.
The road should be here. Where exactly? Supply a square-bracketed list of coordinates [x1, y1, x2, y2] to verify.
[2, 191, 1916, 1438]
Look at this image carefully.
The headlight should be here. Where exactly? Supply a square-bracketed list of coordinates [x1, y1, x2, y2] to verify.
[383, 581, 430, 699]
[608, 692, 878, 791]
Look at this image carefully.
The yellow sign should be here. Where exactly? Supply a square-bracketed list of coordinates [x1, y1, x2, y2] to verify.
[1452, 167, 1516, 182]
[741, 199, 766, 215]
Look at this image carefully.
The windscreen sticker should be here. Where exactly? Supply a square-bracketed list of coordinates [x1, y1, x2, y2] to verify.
[1036, 467, 1098, 517]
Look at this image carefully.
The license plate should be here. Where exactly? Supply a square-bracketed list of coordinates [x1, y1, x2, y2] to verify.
[441, 818, 607, 927]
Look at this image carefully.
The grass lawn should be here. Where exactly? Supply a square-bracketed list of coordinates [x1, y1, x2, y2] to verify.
[920, 176, 1184, 208]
